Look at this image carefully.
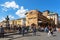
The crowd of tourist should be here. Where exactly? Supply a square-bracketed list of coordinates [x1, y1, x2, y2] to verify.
[0, 23, 57, 37]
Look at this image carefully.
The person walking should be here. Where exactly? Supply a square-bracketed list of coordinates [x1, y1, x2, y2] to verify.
[31, 23, 36, 36]
[48, 25, 51, 36]
[18, 25, 22, 34]
[26, 26, 29, 33]
[48, 25, 53, 36]
[0, 25, 4, 38]
[22, 24, 26, 36]
[33, 26, 36, 36]
[45, 26, 49, 33]
[50, 27, 54, 36]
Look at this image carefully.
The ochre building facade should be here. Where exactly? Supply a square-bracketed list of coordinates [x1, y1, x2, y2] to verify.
[26, 10, 51, 28]
[26, 10, 58, 28]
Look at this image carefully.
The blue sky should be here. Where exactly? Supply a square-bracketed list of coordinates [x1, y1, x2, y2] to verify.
[0, 0, 60, 22]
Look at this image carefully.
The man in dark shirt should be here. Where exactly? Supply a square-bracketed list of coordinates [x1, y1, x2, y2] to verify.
[0, 25, 4, 38]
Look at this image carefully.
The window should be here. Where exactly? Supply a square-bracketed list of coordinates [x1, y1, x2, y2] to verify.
[30, 12, 32, 14]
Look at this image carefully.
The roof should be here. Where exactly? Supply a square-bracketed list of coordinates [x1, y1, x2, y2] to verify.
[49, 12, 58, 16]
[17, 18, 26, 20]
[43, 10, 50, 13]
[25, 10, 42, 15]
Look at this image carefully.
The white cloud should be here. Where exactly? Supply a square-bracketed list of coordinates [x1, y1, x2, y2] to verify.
[1, 1, 19, 9]
[0, 17, 6, 22]
[2, 17, 5, 21]
[16, 6, 28, 18]
[9, 15, 14, 19]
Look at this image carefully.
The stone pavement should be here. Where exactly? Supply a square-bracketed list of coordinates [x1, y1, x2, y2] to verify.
[0, 31, 60, 40]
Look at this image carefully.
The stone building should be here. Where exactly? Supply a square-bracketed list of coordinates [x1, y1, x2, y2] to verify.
[42, 10, 49, 17]
[47, 12, 58, 26]
[25, 10, 50, 28]
[26, 10, 38, 27]
[43, 10, 58, 26]
[16, 18, 26, 25]
[9, 18, 26, 26]
[25, 10, 58, 28]
[0, 21, 6, 27]
[9, 20, 16, 25]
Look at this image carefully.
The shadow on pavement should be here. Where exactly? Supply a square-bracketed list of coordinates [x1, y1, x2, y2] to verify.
[4, 33, 20, 38]
[53, 35, 56, 37]
[8, 34, 41, 40]
[8, 36, 23, 40]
